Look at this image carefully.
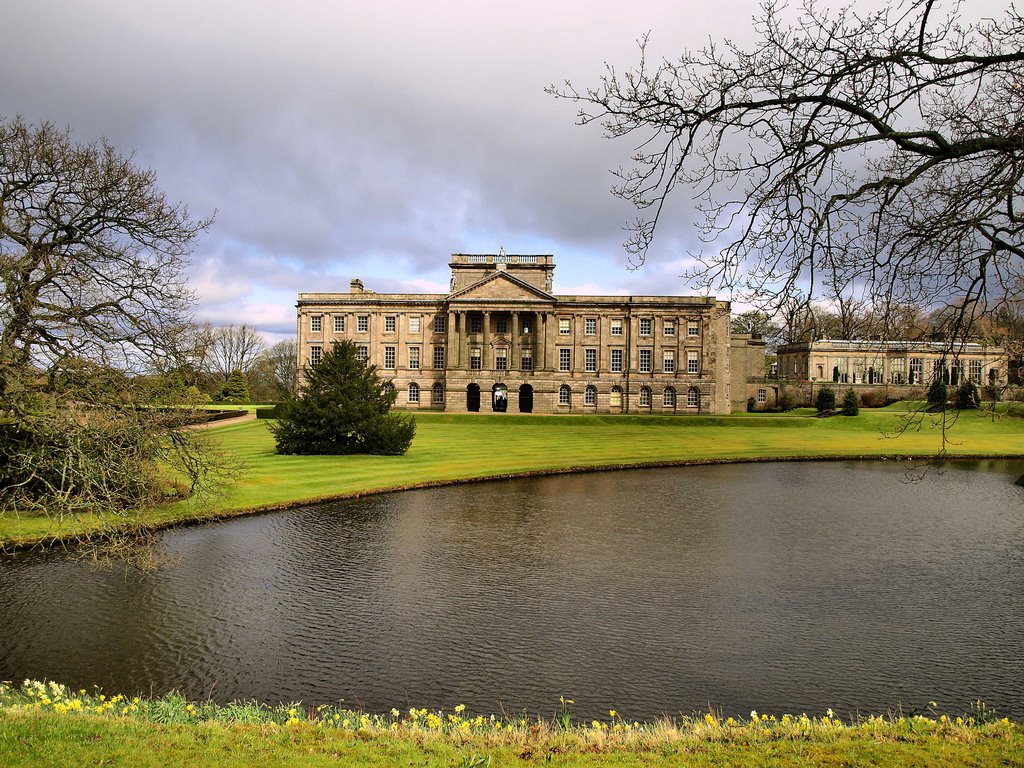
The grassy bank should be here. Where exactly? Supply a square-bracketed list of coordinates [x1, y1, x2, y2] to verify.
[3, 406, 1024, 546]
[2, 681, 1020, 768]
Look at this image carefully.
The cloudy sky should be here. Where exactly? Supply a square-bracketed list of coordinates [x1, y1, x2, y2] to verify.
[1, 1, 1002, 342]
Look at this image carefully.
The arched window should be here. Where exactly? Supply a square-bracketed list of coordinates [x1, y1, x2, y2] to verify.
[558, 384, 571, 406]
[663, 387, 676, 407]
[584, 385, 597, 406]
[609, 386, 622, 408]
[407, 382, 419, 403]
[432, 383, 444, 403]
[639, 386, 651, 407]
[687, 387, 700, 407]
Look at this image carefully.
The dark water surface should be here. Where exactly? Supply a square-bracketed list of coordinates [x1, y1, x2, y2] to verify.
[2, 460, 1023, 721]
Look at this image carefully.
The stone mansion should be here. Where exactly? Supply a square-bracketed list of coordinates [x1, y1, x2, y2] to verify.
[296, 253, 765, 414]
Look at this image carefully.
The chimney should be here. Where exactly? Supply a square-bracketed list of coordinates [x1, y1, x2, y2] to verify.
[350, 278, 364, 294]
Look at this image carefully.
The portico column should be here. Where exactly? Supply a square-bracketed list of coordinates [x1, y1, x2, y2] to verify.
[511, 311, 520, 370]
[460, 312, 469, 370]
[482, 311, 491, 370]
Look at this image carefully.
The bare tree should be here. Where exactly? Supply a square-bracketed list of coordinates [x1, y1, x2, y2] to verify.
[264, 339, 297, 395]
[0, 117, 223, 523]
[551, 0, 1024, 340]
[206, 324, 266, 382]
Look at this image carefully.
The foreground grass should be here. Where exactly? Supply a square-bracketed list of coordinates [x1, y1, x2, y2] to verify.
[3, 407, 1024, 546]
[2, 681, 1020, 768]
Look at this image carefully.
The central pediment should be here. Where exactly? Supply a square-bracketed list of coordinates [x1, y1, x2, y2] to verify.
[448, 270, 555, 303]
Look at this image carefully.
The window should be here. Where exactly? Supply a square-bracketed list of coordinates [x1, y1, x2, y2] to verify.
[432, 383, 445, 403]
[408, 346, 420, 370]
[585, 318, 597, 335]
[664, 319, 675, 336]
[333, 315, 345, 333]
[663, 387, 676, 407]
[558, 385, 571, 406]
[408, 383, 419, 403]
[639, 318, 652, 335]
[559, 318, 571, 335]
[663, 350, 675, 373]
[687, 350, 699, 374]
[687, 387, 700, 407]
[495, 349, 508, 371]
[433, 346, 445, 370]
[470, 315, 483, 333]
[409, 316, 421, 333]
[687, 320, 699, 337]
[610, 318, 623, 336]
[357, 316, 369, 332]
[639, 349, 652, 373]
[833, 357, 849, 383]
[309, 345, 322, 366]
[757, 388, 767, 403]
[610, 386, 622, 407]
[384, 316, 396, 333]
[584, 385, 597, 406]
[639, 386, 651, 407]
[890, 358, 906, 385]
[585, 348, 597, 372]
[559, 348, 571, 371]
[433, 315, 446, 333]
[470, 348, 481, 370]
[969, 359, 982, 383]
[610, 348, 623, 373]
[496, 316, 508, 334]
[384, 346, 396, 369]
[356, 345, 368, 361]
[521, 351, 533, 370]
[310, 315, 322, 333]
[909, 357, 923, 385]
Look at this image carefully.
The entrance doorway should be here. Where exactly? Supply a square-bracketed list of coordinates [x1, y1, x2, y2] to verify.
[466, 384, 480, 412]
[492, 383, 508, 412]
[518, 384, 533, 413]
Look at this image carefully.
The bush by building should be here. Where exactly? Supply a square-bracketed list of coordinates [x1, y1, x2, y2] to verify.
[841, 388, 860, 416]
[815, 386, 836, 412]
[926, 379, 949, 407]
[956, 380, 980, 409]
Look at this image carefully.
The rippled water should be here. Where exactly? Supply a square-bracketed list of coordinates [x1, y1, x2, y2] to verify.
[2, 460, 1023, 720]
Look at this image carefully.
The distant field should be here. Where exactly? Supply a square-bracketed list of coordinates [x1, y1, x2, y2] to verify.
[3, 406, 1023, 546]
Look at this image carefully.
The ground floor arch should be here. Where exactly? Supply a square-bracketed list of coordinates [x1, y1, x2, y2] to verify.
[518, 384, 533, 413]
[492, 383, 508, 412]
[466, 383, 480, 412]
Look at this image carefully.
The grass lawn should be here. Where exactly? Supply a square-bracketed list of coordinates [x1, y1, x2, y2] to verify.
[2, 682, 1020, 768]
[3, 406, 1023, 546]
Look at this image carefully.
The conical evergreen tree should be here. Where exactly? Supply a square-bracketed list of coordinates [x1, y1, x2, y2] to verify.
[270, 340, 415, 455]
[219, 369, 250, 403]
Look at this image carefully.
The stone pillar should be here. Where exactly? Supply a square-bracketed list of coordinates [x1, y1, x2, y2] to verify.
[511, 311, 520, 370]
[482, 311, 491, 370]
[460, 312, 470, 370]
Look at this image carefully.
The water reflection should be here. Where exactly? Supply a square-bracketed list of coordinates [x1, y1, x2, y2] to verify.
[1, 460, 1022, 720]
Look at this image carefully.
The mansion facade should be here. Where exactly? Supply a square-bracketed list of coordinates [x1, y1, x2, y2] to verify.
[296, 254, 760, 414]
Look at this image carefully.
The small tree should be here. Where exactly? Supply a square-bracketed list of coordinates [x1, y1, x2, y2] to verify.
[270, 340, 415, 455]
[956, 380, 980, 410]
[841, 388, 860, 416]
[815, 386, 836, 413]
[218, 370, 250, 403]
[927, 379, 949, 407]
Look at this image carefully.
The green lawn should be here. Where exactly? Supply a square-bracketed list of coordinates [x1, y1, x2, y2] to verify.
[3, 407, 1023, 546]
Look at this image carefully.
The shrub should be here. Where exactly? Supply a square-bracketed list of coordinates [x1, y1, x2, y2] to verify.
[926, 379, 948, 406]
[777, 390, 797, 411]
[841, 388, 860, 416]
[815, 386, 836, 412]
[746, 396, 756, 412]
[859, 389, 885, 408]
[270, 340, 415, 455]
[217, 370, 250, 403]
[956, 380, 980, 409]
